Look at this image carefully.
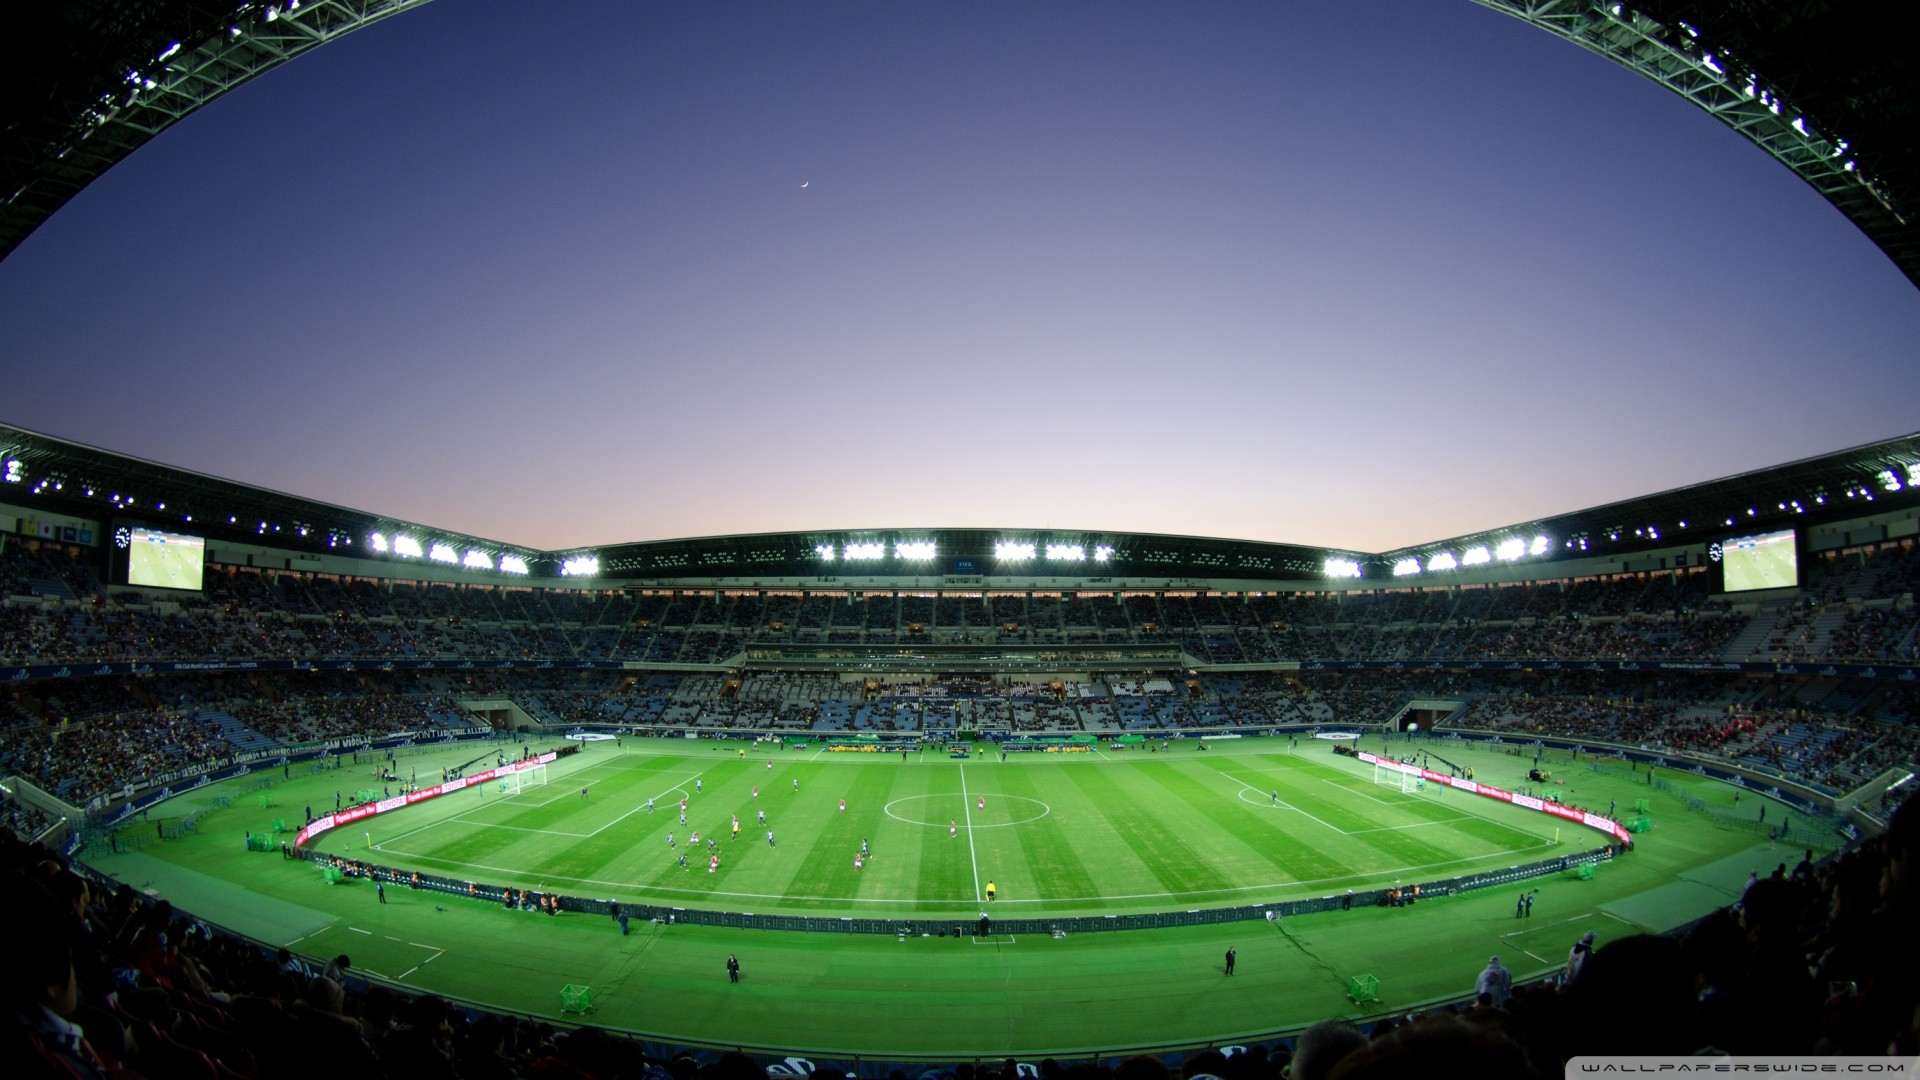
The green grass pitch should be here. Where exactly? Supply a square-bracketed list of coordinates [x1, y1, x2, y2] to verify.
[91, 737, 1815, 1057]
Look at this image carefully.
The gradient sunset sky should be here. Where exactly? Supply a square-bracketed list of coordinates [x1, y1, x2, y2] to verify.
[3, 0, 1916, 556]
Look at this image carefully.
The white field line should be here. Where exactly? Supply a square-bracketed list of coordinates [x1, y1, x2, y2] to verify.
[585, 771, 706, 838]
[396, 943, 444, 981]
[959, 764, 982, 903]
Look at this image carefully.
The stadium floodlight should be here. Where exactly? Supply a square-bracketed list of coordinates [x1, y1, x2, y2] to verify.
[499, 555, 529, 575]
[1047, 543, 1086, 562]
[158, 41, 181, 61]
[1093, 545, 1113, 563]
[844, 542, 886, 561]
[814, 543, 836, 561]
[1392, 558, 1422, 577]
[896, 540, 937, 561]
[1461, 546, 1490, 567]
[462, 549, 493, 570]
[1495, 538, 1526, 561]
[2, 459, 21, 483]
[561, 555, 599, 577]
[368, 533, 388, 553]
[1323, 558, 1362, 579]
[1426, 552, 1458, 572]
[393, 536, 423, 558]
[429, 543, 459, 565]
[1529, 536, 1549, 556]
[995, 540, 1037, 562]
[1878, 469, 1904, 492]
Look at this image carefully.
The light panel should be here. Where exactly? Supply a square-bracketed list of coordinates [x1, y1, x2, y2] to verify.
[896, 540, 937, 561]
[392, 536, 423, 558]
[1392, 558, 1422, 577]
[499, 555, 529, 575]
[1323, 558, 1361, 579]
[844, 542, 886, 561]
[1426, 552, 1458, 572]
[995, 540, 1037, 562]
[428, 543, 459, 565]
[561, 555, 599, 577]
[1047, 543, 1086, 562]
[1461, 545, 1491, 567]
[462, 549, 493, 570]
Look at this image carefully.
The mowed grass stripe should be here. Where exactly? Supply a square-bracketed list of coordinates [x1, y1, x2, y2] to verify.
[993, 766, 1100, 903]
[1257, 756, 1527, 866]
[1145, 759, 1351, 888]
[408, 757, 682, 870]
[1192, 756, 1497, 881]
[1067, 762, 1234, 896]
[1292, 758, 1546, 856]
[774, 763, 904, 902]
[983, 760, 1176, 905]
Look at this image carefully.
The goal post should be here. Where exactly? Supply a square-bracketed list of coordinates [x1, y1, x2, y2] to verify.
[501, 763, 548, 795]
[1372, 762, 1418, 794]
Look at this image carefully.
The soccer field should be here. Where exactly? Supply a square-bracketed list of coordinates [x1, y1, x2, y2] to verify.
[340, 743, 1555, 918]
[92, 737, 1810, 1057]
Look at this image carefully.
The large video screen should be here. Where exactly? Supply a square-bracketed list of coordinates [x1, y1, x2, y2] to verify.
[127, 527, 205, 591]
[1719, 528, 1798, 593]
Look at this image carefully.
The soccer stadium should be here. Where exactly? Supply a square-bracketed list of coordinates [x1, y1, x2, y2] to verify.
[3, 2, 1919, 1078]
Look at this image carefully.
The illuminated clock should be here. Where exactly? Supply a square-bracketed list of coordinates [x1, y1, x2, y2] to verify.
[1707, 542, 1724, 563]
[113, 526, 131, 549]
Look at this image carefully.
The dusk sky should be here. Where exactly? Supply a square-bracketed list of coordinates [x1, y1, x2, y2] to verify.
[3, 0, 1916, 556]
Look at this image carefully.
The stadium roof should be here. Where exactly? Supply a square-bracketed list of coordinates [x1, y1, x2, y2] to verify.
[5, 1, 1917, 288]
[4, 421, 1917, 585]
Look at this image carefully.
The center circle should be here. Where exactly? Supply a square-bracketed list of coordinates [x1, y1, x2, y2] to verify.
[883, 793, 1052, 828]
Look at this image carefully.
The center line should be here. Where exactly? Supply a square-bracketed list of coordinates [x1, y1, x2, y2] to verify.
[959, 764, 982, 903]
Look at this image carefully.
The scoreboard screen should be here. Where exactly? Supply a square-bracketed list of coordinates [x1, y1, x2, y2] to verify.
[1718, 528, 1797, 593]
[123, 527, 206, 591]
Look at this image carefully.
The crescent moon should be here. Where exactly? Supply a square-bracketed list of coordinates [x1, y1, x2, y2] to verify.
[801, 181, 809, 188]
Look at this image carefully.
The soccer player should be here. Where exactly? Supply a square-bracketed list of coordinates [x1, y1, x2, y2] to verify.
[854, 854, 863, 872]
[950, 819, 957, 838]
[581, 786, 588, 800]
[839, 798, 846, 813]
[709, 854, 719, 873]
[1270, 791, 1277, 805]
[732, 820, 740, 840]
[860, 838, 869, 858]
[752, 786, 759, 799]
[690, 830, 700, 845]
[985, 881, 996, 901]
[647, 797, 654, 813]
[696, 779, 703, 793]
[668, 832, 675, 848]
[792, 777, 798, 791]
[978, 796, 985, 811]
[679, 811, 687, 825]
[757, 809, 766, 824]
[681, 797, 688, 812]
[767, 829, 775, 848]
[678, 853, 688, 870]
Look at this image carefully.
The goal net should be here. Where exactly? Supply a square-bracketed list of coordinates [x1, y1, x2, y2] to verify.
[1372, 762, 1418, 793]
[501, 763, 548, 795]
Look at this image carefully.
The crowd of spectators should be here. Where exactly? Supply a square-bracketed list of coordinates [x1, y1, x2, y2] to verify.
[5, 539, 1915, 669]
